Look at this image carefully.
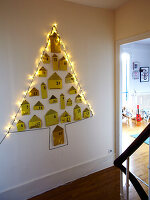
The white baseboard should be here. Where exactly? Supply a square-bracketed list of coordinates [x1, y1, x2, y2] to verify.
[0, 154, 114, 200]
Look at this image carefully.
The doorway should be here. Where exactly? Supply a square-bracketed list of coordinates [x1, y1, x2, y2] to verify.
[116, 36, 150, 199]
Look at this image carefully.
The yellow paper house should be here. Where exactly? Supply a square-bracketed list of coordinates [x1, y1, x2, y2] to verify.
[17, 120, 25, 132]
[74, 105, 82, 121]
[60, 93, 65, 109]
[29, 87, 39, 97]
[42, 53, 50, 64]
[52, 54, 58, 70]
[41, 82, 47, 99]
[60, 111, 71, 123]
[66, 98, 72, 106]
[69, 86, 77, 94]
[49, 95, 58, 104]
[38, 66, 47, 77]
[53, 125, 64, 146]
[83, 108, 90, 118]
[48, 72, 62, 89]
[45, 109, 59, 126]
[21, 100, 30, 115]
[49, 32, 61, 53]
[65, 73, 74, 83]
[33, 101, 44, 110]
[29, 115, 42, 129]
[59, 56, 67, 71]
[75, 94, 82, 103]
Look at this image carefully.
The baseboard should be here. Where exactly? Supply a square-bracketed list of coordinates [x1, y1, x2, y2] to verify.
[0, 154, 114, 200]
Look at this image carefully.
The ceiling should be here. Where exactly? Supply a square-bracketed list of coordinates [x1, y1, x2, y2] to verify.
[65, 0, 129, 9]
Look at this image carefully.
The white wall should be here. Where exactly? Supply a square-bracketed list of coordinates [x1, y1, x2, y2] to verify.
[121, 43, 150, 93]
[115, 0, 150, 41]
[0, 0, 114, 199]
[121, 43, 150, 112]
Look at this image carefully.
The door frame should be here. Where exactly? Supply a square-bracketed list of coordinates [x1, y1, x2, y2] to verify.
[115, 31, 150, 199]
[115, 31, 150, 157]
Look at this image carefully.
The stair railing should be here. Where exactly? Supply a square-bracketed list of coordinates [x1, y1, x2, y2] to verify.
[114, 123, 150, 200]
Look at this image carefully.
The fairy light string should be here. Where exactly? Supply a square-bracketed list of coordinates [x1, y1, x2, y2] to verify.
[57, 27, 94, 116]
[0, 23, 94, 144]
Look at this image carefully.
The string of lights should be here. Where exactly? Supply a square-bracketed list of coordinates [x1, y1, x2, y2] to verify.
[57, 27, 94, 116]
[0, 23, 94, 145]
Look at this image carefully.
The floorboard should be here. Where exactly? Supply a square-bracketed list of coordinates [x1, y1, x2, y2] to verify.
[29, 166, 120, 200]
[122, 119, 149, 200]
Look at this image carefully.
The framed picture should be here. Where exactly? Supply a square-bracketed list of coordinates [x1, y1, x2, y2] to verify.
[132, 70, 139, 79]
[140, 67, 149, 82]
[133, 62, 140, 70]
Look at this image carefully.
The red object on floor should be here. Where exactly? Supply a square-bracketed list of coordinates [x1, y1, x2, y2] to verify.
[136, 105, 142, 122]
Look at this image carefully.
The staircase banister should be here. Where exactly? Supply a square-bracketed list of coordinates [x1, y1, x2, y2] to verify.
[114, 123, 150, 166]
[114, 123, 150, 200]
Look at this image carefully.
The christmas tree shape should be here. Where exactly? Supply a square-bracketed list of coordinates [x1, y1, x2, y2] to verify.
[1, 24, 94, 148]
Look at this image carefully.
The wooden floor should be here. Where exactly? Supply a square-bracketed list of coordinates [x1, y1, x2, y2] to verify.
[29, 167, 120, 200]
[29, 120, 149, 200]
[122, 119, 149, 200]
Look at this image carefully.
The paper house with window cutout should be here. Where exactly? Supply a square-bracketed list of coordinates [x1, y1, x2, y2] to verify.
[52, 54, 58, 70]
[29, 115, 42, 129]
[41, 82, 47, 99]
[69, 86, 77, 94]
[74, 105, 82, 121]
[59, 56, 67, 71]
[21, 100, 30, 115]
[48, 72, 62, 89]
[33, 101, 44, 110]
[45, 109, 59, 126]
[49, 95, 58, 104]
[49, 32, 61, 53]
[38, 66, 47, 77]
[29, 87, 39, 97]
[75, 94, 82, 103]
[17, 120, 25, 132]
[60, 93, 65, 109]
[66, 98, 72, 106]
[83, 108, 90, 118]
[42, 53, 50, 64]
[60, 111, 71, 123]
[53, 125, 64, 146]
[65, 73, 74, 83]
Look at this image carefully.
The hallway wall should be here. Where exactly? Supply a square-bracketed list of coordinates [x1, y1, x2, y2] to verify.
[0, 1, 115, 199]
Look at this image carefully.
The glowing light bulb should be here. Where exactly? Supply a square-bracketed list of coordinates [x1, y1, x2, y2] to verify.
[24, 91, 28, 95]
[5, 126, 10, 131]
[28, 75, 33, 80]
[35, 58, 39, 65]
[17, 101, 22, 106]
[11, 114, 16, 119]
[40, 46, 44, 53]
[53, 23, 57, 27]
[71, 61, 74, 66]
[47, 32, 50, 38]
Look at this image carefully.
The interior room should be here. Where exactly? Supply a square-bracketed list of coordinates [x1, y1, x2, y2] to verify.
[0, 0, 150, 199]
[121, 39, 150, 198]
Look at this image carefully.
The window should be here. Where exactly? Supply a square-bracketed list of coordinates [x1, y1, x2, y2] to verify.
[121, 53, 130, 102]
[56, 81, 60, 85]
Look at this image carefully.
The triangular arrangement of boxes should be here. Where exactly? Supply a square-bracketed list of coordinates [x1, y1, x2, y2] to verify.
[5, 25, 93, 149]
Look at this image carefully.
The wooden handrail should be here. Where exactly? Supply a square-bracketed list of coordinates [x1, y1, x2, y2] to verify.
[114, 123, 150, 200]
